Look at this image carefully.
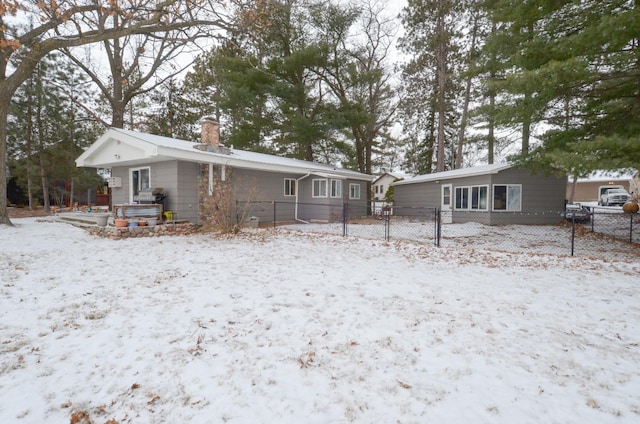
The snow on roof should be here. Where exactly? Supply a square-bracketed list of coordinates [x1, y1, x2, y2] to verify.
[372, 171, 410, 184]
[83, 128, 372, 181]
[576, 169, 637, 183]
[392, 163, 513, 186]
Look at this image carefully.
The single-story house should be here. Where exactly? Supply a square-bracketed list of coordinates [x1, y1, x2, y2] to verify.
[75, 118, 372, 225]
[391, 163, 567, 225]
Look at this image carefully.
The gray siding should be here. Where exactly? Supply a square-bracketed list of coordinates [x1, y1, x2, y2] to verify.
[111, 162, 369, 225]
[393, 167, 567, 225]
[173, 161, 199, 223]
[110, 167, 129, 206]
[230, 168, 298, 223]
[109, 161, 199, 223]
[489, 168, 566, 225]
[394, 183, 434, 207]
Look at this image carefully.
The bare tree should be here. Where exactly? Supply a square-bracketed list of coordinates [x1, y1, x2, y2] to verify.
[317, 0, 398, 175]
[0, 0, 230, 225]
[63, 20, 216, 129]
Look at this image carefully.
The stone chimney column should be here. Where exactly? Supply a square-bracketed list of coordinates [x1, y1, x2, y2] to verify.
[201, 117, 221, 147]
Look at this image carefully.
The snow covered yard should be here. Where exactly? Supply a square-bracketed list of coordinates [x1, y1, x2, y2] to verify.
[1, 218, 639, 423]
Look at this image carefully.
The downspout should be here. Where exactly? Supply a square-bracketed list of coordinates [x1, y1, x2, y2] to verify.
[295, 172, 312, 224]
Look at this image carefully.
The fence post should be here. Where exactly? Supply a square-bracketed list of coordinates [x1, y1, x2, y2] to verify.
[273, 201, 277, 229]
[343, 203, 348, 237]
[630, 214, 634, 244]
[384, 211, 390, 241]
[435, 208, 441, 247]
[570, 213, 576, 256]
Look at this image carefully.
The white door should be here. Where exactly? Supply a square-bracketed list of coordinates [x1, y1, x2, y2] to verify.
[441, 184, 452, 224]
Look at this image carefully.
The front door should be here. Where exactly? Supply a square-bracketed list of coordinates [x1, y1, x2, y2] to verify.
[441, 184, 452, 224]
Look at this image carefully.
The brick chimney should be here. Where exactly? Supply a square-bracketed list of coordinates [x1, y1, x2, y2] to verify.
[201, 116, 221, 147]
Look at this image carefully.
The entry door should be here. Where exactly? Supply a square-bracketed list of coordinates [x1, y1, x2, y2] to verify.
[441, 184, 452, 224]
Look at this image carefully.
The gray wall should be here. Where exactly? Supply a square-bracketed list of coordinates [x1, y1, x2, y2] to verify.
[230, 168, 299, 223]
[488, 168, 566, 225]
[110, 161, 199, 222]
[232, 173, 367, 223]
[394, 167, 567, 225]
[111, 162, 369, 225]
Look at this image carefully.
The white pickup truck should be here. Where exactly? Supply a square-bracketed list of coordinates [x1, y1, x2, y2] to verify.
[599, 187, 632, 206]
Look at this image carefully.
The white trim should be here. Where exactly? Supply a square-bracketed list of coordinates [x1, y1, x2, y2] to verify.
[284, 178, 296, 197]
[349, 183, 361, 200]
[392, 164, 512, 186]
[441, 184, 452, 224]
[454, 186, 470, 210]
[492, 184, 522, 211]
[129, 166, 150, 203]
[76, 128, 373, 182]
[454, 185, 489, 211]
[313, 179, 328, 198]
[330, 179, 342, 198]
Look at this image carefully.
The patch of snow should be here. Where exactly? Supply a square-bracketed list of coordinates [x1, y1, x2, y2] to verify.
[1, 218, 639, 423]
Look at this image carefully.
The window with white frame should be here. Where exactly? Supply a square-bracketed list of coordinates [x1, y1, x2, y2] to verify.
[313, 179, 328, 198]
[455, 187, 469, 209]
[349, 183, 361, 199]
[471, 186, 488, 210]
[493, 184, 521, 211]
[330, 179, 342, 198]
[455, 185, 489, 210]
[131, 167, 150, 201]
[284, 178, 296, 196]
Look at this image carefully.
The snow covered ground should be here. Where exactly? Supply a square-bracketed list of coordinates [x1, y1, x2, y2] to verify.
[1, 218, 639, 423]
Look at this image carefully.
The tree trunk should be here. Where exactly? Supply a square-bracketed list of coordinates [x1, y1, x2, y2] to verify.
[40, 155, 50, 211]
[455, 17, 479, 170]
[488, 89, 495, 164]
[522, 99, 531, 156]
[26, 99, 34, 210]
[436, 9, 447, 172]
[0, 99, 12, 225]
[36, 79, 51, 212]
[569, 175, 577, 204]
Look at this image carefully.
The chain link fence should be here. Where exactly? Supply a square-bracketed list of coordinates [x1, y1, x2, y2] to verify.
[236, 200, 640, 260]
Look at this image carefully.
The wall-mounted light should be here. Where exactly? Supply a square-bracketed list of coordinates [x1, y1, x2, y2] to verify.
[114, 154, 120, 159]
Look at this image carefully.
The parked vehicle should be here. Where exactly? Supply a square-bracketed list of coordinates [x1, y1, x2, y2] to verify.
[561, 203, 592, 223]
[599, 188, 632, 206]
[598, 184, 625, 198]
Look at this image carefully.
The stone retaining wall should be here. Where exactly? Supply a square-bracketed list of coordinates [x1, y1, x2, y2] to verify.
[87, 223, 199, 239]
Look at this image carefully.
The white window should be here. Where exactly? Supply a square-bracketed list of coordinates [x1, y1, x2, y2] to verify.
[131, 167, 150, 202]
[330, 179, 342, 198]
[493, 184, 522, 211]
[349, 183, 361, 200]
[284, 178, 296, 196]
[313, 179, 328, 198]
[455, 187, 469, 210]
[442, 185, 451, 206]
[455, 185, 488, 210]
[471, 186, 488, 210]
